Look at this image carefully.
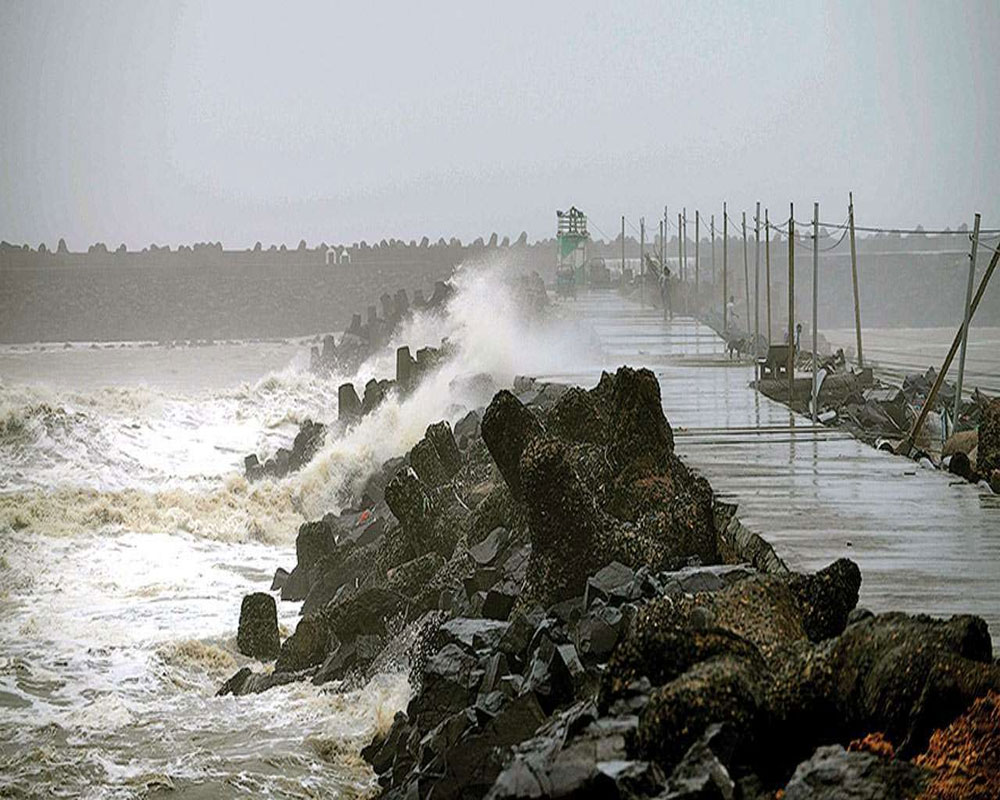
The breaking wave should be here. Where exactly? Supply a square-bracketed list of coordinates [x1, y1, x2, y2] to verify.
[0, 261, 596, 542]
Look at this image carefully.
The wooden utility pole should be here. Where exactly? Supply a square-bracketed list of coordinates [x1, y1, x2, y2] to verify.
[953, 213, 981, 426]
[754, 201, 761, 352]
[723, 204, 729, 332]
[788, 205, 795, 402]
[677, 213, 684, 284]
[765, 208, 772, 344]
[900, 237, 999, 455]
[742, 211, 750, 334]
[695, 210, 700, 307]
[848, 193, 864, 369]
[663, 205, 668, 268]
[811, 202, 819, 424]
[682, 208, 688, 285]
[621, 215, 625, 282]
[711, 214, 716, 286]
[640, 216, 645, 306]
[658, 219, 663, 270]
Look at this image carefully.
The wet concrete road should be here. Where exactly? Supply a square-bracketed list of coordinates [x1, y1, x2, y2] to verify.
[541, 290, 1000, 650]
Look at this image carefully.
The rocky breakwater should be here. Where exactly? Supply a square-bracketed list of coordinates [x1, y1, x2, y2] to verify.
[244, 338, 460, 482]
[221, 366, 1000, 799]
[311, 280, 455, 376]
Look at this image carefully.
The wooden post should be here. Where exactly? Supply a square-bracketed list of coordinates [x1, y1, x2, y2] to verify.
[621, 215, 625, 282]
[848, 192, 864, 369]
[953, 213, 981, 426]
[711, 214, 716, 286]
[640, 216, 645, 306]
[742, 211, 750, 334]
[754, 201, 761, 353]
[723, 204, 729, 332]
[900, 237, 999, 454]
[695, 210, 700, 309]
[677, 214, 684, 289]
[682, 207, 688, 285]
[765, 208, 772, 344]
[663, 205, 668, 268]
[811, 202, 819, 424]
[788, 205, 795, 402]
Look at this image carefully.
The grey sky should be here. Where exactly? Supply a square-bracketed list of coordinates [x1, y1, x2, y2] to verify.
[2, 0, 998, 249]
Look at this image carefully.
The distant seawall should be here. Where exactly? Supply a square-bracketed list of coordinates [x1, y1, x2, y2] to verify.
[2, 234, 995, 342]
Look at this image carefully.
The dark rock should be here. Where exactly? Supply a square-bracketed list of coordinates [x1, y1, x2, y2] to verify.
[270, 567, 290, 592]
[468, 527, 507, 566]
[454, 410, 482, 444]
[386, 552, 446, 597]
[288, 419, 325, 471]
[520, 436, 604, 604]
[789, 557, 862, 642]
[361, 379, 387, 415]
[662, 723, 738, 799]
[637, 652, 767, 772]
[216, 666, 304, 697]
[782, 745, 928, 800]
[482, 584, 517, 621]
[575, 604, 624, 662]
[237, 592, 281, 660]
[361, 710, 409, 776]
[244, 453, 263, 481]
[275, 616, 329, 673]
[947, 451, 976, 482]
[407, 643, 481, 732]
[435, 617, 510, 653]
[326, 586, 406, 641]
[771, 611, 1000, 761]
[409, 437, 449, 487]
[217, 667, 251, 696]
[585, 561, 639, 608]
[607, 365, 674, 468]
[425, 420, 462, 478]
[499, 605, 546, 664]
[295, 518, 338, 575]
[481, 390, 544, 500]
[280, 565, 309, 602]
[488, 703, 650, 799]
[396, 346, 417, 390]
[338, 382, 362, 421]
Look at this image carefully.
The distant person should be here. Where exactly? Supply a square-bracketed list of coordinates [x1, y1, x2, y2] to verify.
[795, 322, 803, 352]
[726, 295, 737, 330]
[659, 267, 672, 320]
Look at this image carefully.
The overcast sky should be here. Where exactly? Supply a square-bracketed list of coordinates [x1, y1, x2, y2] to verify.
[2, 0, 998, 249]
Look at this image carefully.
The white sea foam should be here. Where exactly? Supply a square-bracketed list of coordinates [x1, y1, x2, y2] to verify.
[0, 260, 596, 542]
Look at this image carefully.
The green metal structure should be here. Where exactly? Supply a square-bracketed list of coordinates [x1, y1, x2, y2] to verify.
[556, 206, 589, 296]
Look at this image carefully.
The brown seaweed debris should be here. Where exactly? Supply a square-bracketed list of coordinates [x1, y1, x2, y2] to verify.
[914, 691, 1000, 800]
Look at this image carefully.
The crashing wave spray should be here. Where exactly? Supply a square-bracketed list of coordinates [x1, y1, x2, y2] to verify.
[0, 259, 598, 542]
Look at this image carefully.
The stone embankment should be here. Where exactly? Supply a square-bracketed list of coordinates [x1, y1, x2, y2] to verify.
[223, 365, 1000, 799]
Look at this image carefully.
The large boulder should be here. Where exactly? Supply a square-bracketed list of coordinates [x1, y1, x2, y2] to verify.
[771, 612, 1000, 760]
[275, 616, 329, 673]
[236, 592, 281, 660]
[425, 420, 462, 478]
[519, 436, 605, 605]
[481, 390, 544, 500]
[607, 365, 674, 469]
